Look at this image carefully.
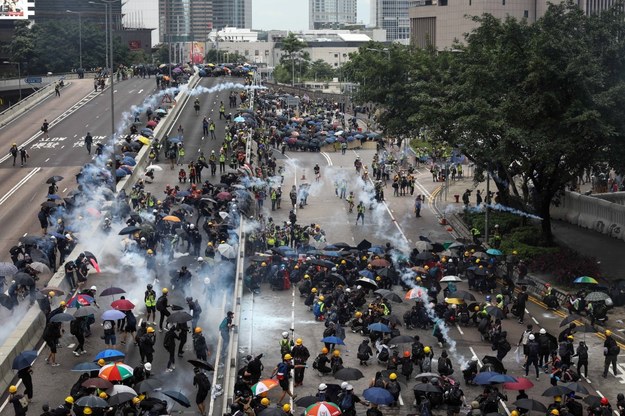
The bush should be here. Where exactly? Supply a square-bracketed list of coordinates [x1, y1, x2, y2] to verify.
[463, 211, 524, 235]
[529, 248, 600, 286]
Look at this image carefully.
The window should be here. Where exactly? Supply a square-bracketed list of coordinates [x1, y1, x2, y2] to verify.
[255, 50, 259, 56]
[524, 10, 528, 17]
[502, 0, 505, 4]
[439, 0, 448, 5]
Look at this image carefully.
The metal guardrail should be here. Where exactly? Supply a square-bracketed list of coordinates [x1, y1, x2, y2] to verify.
[0, 83, 56, 128]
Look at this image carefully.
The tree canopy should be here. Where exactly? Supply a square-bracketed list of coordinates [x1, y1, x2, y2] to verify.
[345, 1, 625, 242]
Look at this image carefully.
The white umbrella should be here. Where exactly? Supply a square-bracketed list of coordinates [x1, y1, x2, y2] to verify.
[440, 275, 462, 282]
[219, 211, 230, 219]
[146, 165, 163, 172]
[107, 384, 137, 396]
[29, 261, 51, 274]
[217, 243, 237, 259]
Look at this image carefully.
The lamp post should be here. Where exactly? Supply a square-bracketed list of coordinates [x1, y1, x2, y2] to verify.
[98, 0, 117, 187]
[3, 61, 21, 101]
[66, 10, 83, 70]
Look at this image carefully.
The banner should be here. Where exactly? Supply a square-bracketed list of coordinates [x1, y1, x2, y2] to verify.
[191, 42, 205, 64]
[0, 0, 27, 19]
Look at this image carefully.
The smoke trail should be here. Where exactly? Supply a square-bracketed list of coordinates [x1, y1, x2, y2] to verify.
[466, 203, 542, 220]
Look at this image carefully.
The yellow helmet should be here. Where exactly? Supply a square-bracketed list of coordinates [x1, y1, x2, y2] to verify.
[321, 347, 329, 354]
[375, 276, 381, 281]
[84, 408, 93, 415]
[60, 301, 66, 307]
[311, 287, 317, 293]
[304, 274, 310, 279]
[475, 259, 480, 264]
[261, 398, 270, 406]
[389, 373, 397, 380]
[147, 249, 154, 254]
[8, 385, 17, 393]
[606, 330, 612, 336]
[261, 262, 267, 267]
[513, 250, 518, 255]
[132, 397, 141, 405]
[48, 291, 55, 297]
[207, 242, 213, 246]
[341, 260, 346, 265]
[65, 396, 74, 404]
[551, 410, 559, 416]
[319, 295, 325, 301]
[423, 346, 431, 354]
[283, 404, 291, 412]
[333, 350, 340, 357]
[355, 311, 362, 318]
[99, 392, 108, 399]
[147, 327, 155, 333]
[195, 327, 202, 333]
[284, 354, 292, 360]
[554, 396, 562, 402]
[511, 411, 519, 416]
[98, 359, 106, 366]
[162, 288, 169, 294]
[295, 338, 303, 345]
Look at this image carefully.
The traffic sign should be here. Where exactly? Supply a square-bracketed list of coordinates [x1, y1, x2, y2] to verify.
[25, 77, 42, 84]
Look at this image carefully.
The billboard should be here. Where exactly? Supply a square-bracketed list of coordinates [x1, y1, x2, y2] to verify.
[191, 42, 204, 64]
[0, 0, 27, 19]
[128, 40, 142, 50]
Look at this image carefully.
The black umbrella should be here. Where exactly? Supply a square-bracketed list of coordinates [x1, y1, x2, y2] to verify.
[50, 312, 75, 323]
[0, 294, 13, 309]
[12, 350, 37, 370]
[447, 290, 476, 301]
[377, 268, 397, 279]
[46, 175, 64, 184]
[171, 304, 184, 311]
[564, 382, 589, 395]
[258, 409, 287, 416]
[514, 399, 548, 413]
[188, 359, 215, 371]
[584, 396, 602, 407]
[83, 251, 98, 263]
[82, 378, 114, 389]
[416, 252, 434, 261]
[100, 287, 126, 297]
[295, 396, 320, 407]
[389, 335, 415, 344]
[413, 383, 442, 393]
[381, 291, 403, 303]
[29, 248, 50, 266]
[14, 273, 35, 287]
[41, 201, 58, 208]
[560, 314, 582, 327]
[19, 235, 42, 245]
[357, 239, 372, 250]
[334, 367, 364, 381]
[485, 306, 505, 319]
[249, 256, 269, 262]
[119, 226, 142, 235]
[76, 395, 109, 408]
[309, 259, 335, 268]
[516, 279, 537, 286]
[482, 356, 506, 374]
[161, 391, 191, 408]
[167, 311, 193, 324]
[355, 278, 378, 290]
[542, 386, 573, 396]
[328, 273, 346, 285]
[431, 243, 445, 252]
[473, 267, 488, 276]
[108, 392, 136, 406]
[134, 379, 162, 393]
[74, 306, 97, 318]
[333, 242, 353, 250]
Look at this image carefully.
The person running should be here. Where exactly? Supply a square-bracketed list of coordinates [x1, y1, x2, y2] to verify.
[164, 326, 179, 372]
[156, 288, 171, 331]
[194, 98, 200, 115]
[271, 354, 298, 404]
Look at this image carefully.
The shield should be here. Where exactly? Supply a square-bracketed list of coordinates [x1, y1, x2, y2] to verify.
[187, 359, 215, 371]
[75, 396, 109, 408]
[161, 391, 191, 408]
[12, 350, 37, 370]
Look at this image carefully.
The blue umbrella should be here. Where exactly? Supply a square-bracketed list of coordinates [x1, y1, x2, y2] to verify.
[488, 373, 517, 384]
[486, 248, 503, 256]
[102, 309, 126, 321]
[12, 350, 37, 370]
[321, 251, 341, 258]
[321, 336, 345, 345]
[363, 387, 394, 405]
[140, 128, 154, 136]
[122, 157, 136, 166]
[48, 232, 67, 239]
[367, 323, 391, 333]
[46, 194, 61, 200]
[325, 137, 336, 144]
[473, 371, 501, 385]
[94, 349, 126, 362]
[115, 169, 128, 178]
[368, 246, 384, 255]
[234, 116, 246, 123]
[177, 190, 191, 197]
[71, 362, 102, 372]
[358, 270, 374, 279]
[168, 137, 182, 144]
[354, 134, 365, 139]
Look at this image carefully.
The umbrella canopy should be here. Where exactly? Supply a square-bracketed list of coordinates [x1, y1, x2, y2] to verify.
[19, 235, 42, 245]
[488, 374, 517, 384]
[162, 215, 181, 223]
[447, 290, 476, 301]
[119, 226, 142, 235]
[0, 262, 18, 276]
[258, 409, 287, 416]
[76, 396, 109, 408]
[574, 276, 598, 284]
[29, 261, 51, 274]
[102, 309, 126, 321]
[369, 259, 390, 268]
[585, 291, 610, 302]
[333, 367, 364, 381]
[355, 277, 377, 290]
[542, 386, 573, 396]
[405, 287, 427, 300]
[363, 387, 394, 405]
[46, 175, 64, 184]
[111, 299, 135, 311]
[486, 248, 503, 256]
[560, 314, 582, 327]
[564, 382, 589, 395]
[99, 363, 134, 381]
[485, 306, 505, 319]
[82, 378, 114, 389]
[187, 359, 215, 371]
[12, 350, 37, 370]
[413, 383, 442, 393]
[134, 378, 162, 394]
[217, 243, 237, 259]
[216, 191, 232, 201]
[168, 311, 193, 324]
[100, 287, 126, 297]
[74, 306, 98, 318]
[161, 391, 191, 408]
[108, 392, 137, 406]
[94, 349, 125, 362]
[296, 396, 321, 407]
[473, 371, 502, 385]
[514, 399, 547, 413]
[72, 362, 101, 372]
[389, 335, 415, 344]
[67, 294, 94, 308]
[415, 241, 433, 251]
[367, 323, 391, 333]
[15, 272, 35, 286]
[503, 377, 534, 390]
[321, 336, 345, 345]
[440, 275, 462, 282]
[251, 379, 279, 395]
[305, 401, 342, 416]
[50, 312, 75, 323]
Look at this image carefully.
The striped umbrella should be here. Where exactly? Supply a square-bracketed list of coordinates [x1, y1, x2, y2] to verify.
[250, 379, 279, 395]
[99, 363, 134, 381]
[305, 401, 342, 416]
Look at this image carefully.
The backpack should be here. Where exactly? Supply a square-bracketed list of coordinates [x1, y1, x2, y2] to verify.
[312, 355, 321, 370]
[103, 321, 113, 331]
[559, 342, 569, 357]
[156, 296, 167, 311]
[422, 356, 432, 372]
[529, 341, 540, 357]
[500, 340, 512, 353]
[70, 319, 80, 336]
[446, 386, 463, 405]
[276, 362, 288, 380]
[312, 302, 322, 317]
[438, 358, 450, 374]
[578, 344, 588, 360]
[164, 331, 175, 349]
[387, 380, 400, 395]
[412, 342, 424, 359]
[197, 373, 211, 390]
[378, 347, 389, 362]
[340, 393, 353, 410]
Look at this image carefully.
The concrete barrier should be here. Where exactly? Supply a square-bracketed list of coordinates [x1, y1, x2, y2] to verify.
[0, 83, 56, 128]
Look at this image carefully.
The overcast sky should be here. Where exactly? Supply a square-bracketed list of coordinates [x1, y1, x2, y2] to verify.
[252, 0, 371, 31]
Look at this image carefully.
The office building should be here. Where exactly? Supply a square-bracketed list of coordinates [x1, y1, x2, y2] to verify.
[122, 0, 160, 46]
[371, 0, 418, 42]
[33, 0, 122, 27]
[309, 0, 358, 29]
[159, 0, 212, 44]
[212, 0, 251, 30]
[409, 0, 619, 50]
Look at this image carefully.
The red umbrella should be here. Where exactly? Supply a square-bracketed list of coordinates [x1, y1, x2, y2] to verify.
[146, 120, 158, 128]
[111, 299, 135, 311]
[89, 258, 101, 273]
[503, 377, 534, 390]
[216, 191, 232, 201]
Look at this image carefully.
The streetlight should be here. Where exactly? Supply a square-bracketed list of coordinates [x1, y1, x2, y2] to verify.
[66, 10, 83, 71]
[3, 61, 21, 101]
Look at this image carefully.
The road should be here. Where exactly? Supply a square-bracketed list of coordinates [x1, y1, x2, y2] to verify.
[2, 81, 625, 416]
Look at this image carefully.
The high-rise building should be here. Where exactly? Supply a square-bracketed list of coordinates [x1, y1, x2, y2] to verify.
[33, 0, 122, 27]
[122, 0, 160, 46]
[371, 0, 418, 42]
[159, 0, 213, 44]
[309, 0, 358, 29]
[211, 0, 252, 30]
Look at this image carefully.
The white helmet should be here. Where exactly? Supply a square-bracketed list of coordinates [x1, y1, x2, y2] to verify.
[90, 286, 97, 291]
[140, 237, 146, 242]
[318, 383, 327, 391]
[341, 382, 348, 389]
[346, 384, 354, 391]
[529, 334, 535, 340]
[190, 224, 195, 229]
[539, 328, 546, 334]
[144, 362, 152, 371]
[197, 257, 204, 262]
[204, 278, 211, 285]
[282, 331, 289, 338]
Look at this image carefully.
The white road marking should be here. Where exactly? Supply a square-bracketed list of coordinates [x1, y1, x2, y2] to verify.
[0, 168, 41, 206]
[455, 323, 464, 335]
[45, 158, 50, 162]
[138, 89, 144, 94]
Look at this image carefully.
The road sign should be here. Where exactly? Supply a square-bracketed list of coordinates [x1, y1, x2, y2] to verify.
[285, 96, 300, 107]
[25, 77, 42, 84]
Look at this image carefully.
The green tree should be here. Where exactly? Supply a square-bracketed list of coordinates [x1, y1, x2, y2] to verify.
[204, 49, 247, 63]
[277, 32, 310, 85]
[305, 59, 335, 81]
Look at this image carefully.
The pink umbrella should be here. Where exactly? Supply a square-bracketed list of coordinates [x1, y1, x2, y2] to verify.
[216, 191, 232, 201]
[146, 120, 157, 128]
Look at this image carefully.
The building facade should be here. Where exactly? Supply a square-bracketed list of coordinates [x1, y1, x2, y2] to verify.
[309, 0, 358, 29]
[371, 0, 418, 42]
[409, 0, 619, 50]
[158, 0, 212, 44]
[211, 0, 251, 30]
[122, 0, 160, 46]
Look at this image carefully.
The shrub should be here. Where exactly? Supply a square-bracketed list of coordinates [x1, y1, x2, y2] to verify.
[529, 248, 600, 286]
